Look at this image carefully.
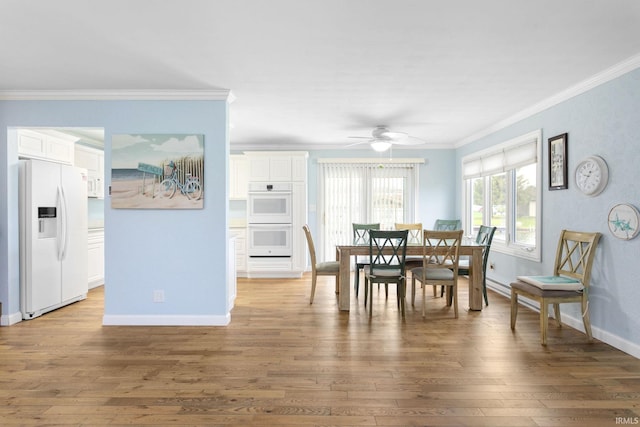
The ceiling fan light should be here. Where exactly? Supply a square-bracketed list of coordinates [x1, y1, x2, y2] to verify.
[370, 141, 392, 152]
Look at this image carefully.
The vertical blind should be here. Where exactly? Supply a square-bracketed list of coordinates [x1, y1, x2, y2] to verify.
[317, 159, 420, 260]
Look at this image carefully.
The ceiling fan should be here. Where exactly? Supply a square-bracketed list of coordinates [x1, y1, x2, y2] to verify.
[347, 126, 426, 152]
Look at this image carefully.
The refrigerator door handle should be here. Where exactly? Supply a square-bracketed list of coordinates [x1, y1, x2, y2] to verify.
[59, 185, 68, 261]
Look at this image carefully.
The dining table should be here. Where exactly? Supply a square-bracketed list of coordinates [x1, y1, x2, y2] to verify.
[336, 239, 486, 312]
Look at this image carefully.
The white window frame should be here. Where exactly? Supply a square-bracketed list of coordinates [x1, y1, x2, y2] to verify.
[461, 130, 542, 261]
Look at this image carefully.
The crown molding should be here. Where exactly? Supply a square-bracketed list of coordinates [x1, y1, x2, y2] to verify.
[0, 89, 234, 101]
[456, 52, 640, 148]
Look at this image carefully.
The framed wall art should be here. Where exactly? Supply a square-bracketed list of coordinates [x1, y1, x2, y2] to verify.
[111, 134, 204, 209]
[548, 133, 568, 190]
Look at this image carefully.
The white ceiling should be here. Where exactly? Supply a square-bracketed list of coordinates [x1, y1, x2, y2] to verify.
[2, 0, 640, 150]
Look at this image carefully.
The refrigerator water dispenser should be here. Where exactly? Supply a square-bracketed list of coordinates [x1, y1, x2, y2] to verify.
[37, 207, 57, 238]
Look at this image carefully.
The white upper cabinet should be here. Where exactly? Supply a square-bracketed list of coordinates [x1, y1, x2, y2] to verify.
[17, 129, 75, 165]
[229, 154, 249, 199]
[245, 151, 307, 182]
[248, 155, 291, 182]
[74, 145, 105, 198]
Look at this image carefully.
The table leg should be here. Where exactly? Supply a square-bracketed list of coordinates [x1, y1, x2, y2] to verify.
[469, 247, 483, 311]
[338, 248, 351, 311]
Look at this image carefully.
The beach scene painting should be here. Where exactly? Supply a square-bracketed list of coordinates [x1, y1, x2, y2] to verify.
[111, 134, 204, 209]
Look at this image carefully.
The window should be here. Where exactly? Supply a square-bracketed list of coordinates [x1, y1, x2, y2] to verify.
[317, 159, 422, 260]
[462, 130, 541, 260]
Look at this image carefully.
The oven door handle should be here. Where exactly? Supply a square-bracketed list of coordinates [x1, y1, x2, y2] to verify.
[249, 223, 292, 228]
[248, 191, 292, 195]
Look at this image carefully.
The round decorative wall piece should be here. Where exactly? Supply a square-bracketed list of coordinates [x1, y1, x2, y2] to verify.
[608, 203, 640, 240]
[575, 155, 609, 196]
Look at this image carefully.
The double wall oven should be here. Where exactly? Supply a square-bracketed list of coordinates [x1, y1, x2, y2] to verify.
[247, 183, 292, 257]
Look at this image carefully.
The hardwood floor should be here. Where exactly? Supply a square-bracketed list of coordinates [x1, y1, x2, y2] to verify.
[1, 275, 639, 426]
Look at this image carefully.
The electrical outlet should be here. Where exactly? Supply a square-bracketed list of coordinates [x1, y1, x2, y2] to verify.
[153, 290, 165, 303]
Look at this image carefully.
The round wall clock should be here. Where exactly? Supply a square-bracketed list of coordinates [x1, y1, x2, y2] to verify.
[575, 155, 609, 196]
[608, 203, 640, 240]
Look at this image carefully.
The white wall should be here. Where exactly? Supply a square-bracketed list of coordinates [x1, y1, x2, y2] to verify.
[0, 97, 231, 326]
[456, 68, 640, 357]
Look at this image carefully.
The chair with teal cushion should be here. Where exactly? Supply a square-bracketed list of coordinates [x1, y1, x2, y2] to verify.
[432, 219, 462, 297]
[364, 229, 409, 317]
[410, 229, 463, 318]
[510, 230, 601, 345]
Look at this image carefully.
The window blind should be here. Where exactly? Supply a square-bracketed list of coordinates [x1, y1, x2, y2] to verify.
[462, 130, 540, 179]
[317, 160, 420, 260]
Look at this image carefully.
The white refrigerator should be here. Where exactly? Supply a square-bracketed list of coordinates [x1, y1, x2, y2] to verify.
[19, 159, 89, 320]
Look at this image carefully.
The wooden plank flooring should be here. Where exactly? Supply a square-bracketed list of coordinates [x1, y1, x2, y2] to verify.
[1, 275, 639, 426]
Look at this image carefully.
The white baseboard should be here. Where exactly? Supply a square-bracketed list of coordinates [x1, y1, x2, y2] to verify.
[1, 311, 24, 326]
[102, 314, 231, 326]
[487, 280, 640, 359]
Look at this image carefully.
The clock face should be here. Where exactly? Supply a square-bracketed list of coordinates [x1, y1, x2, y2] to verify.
[575, 156, 608, 196]
[608, 204, 640, 240]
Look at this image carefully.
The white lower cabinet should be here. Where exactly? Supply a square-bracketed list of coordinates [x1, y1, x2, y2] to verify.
[88, 229, 105, 288]
[230, 227, 247, 277]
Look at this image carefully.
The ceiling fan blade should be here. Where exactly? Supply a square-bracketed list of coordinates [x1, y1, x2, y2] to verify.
[344, 139, 372, 148]
[347, 136, 372, 139]
[390, 136, 427, 146]
[379, 131, 408, 140]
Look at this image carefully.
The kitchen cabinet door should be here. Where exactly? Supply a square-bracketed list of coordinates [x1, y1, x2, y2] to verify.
[230, 155, 249, 199]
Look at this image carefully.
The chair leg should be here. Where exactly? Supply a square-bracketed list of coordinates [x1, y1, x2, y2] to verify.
[421, 280, 427, 317]
[482, 278, 489, 306]
[540, 302, 549, 346]
[363, 277, 368, 307]
[510, 289, 518, 330]
[553, 303, 562, 327]
[582, 296, 593, 341]
[411, 277, 416, 306]
[452, 285, 458, 319]
[368, 282, 373, 317]
[310, 273, 317, 304]
[335, 275, 340, 294]
[354, 266, 360, 297]
[399, 280, 405, 317]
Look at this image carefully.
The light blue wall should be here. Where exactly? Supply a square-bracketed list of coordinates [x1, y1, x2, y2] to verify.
[457, 68, 640, 354]
[0, 99, 230, 324]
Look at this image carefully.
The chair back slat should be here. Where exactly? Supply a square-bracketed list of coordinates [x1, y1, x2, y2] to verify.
[422, 230, 463, 269]
[368, 230, 409, 273]
[352, 223, 380, 245]
[434, 219, 462, 231]
[395, 223, 423, 244]
[302, 225, 317, 268]
[554, 230, 601, 288]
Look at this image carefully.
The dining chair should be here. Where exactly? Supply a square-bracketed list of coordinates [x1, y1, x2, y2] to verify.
[395, 223, 423, 271]
[410, 229, 463, 318]
[432, 219, 462, 297]
[352, 223, 380, 298]
[510, 230, 601, 345]
[302, 225, 340, 304]
[457, 225, 496, 306]
[363, 229, 409, 317]
[433, 219, 462, 231]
